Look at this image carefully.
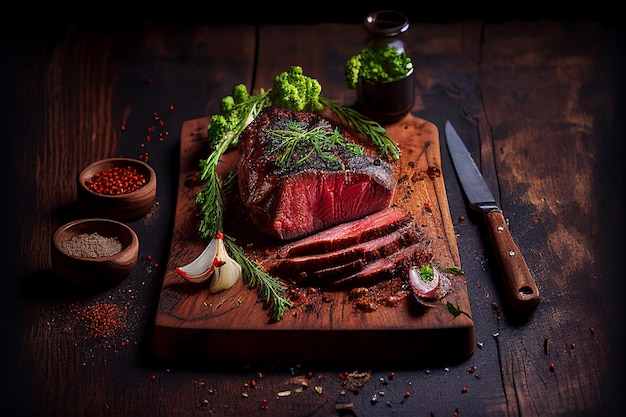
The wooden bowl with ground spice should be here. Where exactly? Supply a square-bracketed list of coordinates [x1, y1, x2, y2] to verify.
[77, 157, 157, 221]
[51, 218, 139, 287]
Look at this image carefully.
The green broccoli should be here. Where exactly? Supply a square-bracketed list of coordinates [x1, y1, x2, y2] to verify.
[205, 84, 270, 151]
[232, 83, 249, 103]
[220, 95, 235, 113]
[268, 66, 324, 113]
[345, 55, 362, 89]
[345, 46, 413, 88]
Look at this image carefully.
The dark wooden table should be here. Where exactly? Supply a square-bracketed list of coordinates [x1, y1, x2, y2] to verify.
[3, 9, 624, 417]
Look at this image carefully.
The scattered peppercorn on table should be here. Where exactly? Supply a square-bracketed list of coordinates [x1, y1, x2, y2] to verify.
[4, 9, 623, 417]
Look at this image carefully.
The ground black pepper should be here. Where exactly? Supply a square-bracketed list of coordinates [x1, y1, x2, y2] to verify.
[61, 232, 122, 258]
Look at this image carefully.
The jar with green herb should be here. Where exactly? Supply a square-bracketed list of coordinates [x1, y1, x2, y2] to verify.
[345, 10, 415, 124]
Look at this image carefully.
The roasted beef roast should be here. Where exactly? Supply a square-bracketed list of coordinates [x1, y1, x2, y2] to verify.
[238, 106, 396, 240]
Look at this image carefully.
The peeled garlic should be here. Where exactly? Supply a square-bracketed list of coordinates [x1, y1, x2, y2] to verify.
[208, 236, 242, 293]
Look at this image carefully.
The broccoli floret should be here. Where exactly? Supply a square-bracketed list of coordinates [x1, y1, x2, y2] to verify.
[345, 55, 362, 89]
[206, 84, 270, 151]
[206, 113, 235, 150]
[269, 66, 324, 113]
[220, 95, 235, 113]
[232, 83, 249, 104]
[345, 47, 413, 88]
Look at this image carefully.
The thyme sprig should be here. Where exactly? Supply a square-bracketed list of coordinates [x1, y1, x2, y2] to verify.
[320, 97, 401, 160]
[267, 121, 364, 172]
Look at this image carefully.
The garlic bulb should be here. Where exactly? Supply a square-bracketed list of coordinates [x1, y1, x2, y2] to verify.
[175, 231, 242, 292]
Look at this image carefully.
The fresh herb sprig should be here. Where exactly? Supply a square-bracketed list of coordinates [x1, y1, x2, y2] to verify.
[320, 97, 401, 160]
[267, 121, 364, 172]
[446, 301, 472, 319]
[224, 235, 292, 322]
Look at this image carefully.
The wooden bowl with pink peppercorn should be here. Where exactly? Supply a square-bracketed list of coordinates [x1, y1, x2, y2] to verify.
[77, 157, 157, 221]
[51, 218, 139, 287]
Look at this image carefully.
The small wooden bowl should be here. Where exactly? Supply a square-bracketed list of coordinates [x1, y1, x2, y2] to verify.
[51, 218, 139, 288]
[77, 157, 157, 221]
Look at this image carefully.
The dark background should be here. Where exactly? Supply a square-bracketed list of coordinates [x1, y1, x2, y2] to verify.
[3, 1, 621, 27]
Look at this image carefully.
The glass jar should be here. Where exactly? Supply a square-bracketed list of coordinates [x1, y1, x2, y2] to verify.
[356, 10, 415, 124]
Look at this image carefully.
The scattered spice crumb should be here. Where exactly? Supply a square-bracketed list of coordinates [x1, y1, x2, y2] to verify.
[73, 302, 128, 339]
[343, 371, 371, 392]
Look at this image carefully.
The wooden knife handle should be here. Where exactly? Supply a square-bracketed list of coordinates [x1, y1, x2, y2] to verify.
[484, 210, 540, 315]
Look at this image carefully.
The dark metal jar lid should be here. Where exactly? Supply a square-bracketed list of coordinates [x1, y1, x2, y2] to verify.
[364, 10, 410, 37]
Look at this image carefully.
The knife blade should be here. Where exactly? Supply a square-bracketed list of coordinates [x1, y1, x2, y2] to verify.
[445, 121, 539, 315]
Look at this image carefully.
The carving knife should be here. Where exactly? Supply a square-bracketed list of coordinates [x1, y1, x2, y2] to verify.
[444, 121, 540, 315]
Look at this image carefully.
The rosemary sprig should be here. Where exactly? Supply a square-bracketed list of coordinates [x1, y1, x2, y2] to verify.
[320, 97, 401, 160]
[224, 235, 292, 322]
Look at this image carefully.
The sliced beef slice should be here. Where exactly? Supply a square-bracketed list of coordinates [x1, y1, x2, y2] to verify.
[263, 221, 424, 284]
[275, 205, 411, 258]
[327, 242, 433, 290]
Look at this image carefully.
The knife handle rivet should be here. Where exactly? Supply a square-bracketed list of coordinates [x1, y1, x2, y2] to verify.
[509, 250, 516, 257]
[497, 226, 504, 232]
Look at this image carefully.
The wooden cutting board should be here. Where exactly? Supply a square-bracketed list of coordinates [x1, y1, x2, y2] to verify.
[152, 113, 475, 365]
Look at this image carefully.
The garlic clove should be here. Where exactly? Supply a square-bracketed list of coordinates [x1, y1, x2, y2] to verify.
[208, 237, 242, 293]
[175, 236, 219, 283]
[209, 255, 242, 293]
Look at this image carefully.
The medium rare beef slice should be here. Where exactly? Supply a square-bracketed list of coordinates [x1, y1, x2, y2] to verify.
[276, 205, 412, 258]
[328, 242, 433, 290]
[263, 221, 424, 283]
[238, 106, 396, 240]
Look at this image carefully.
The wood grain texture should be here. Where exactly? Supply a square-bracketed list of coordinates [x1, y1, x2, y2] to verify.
[153, 114, 474, 364]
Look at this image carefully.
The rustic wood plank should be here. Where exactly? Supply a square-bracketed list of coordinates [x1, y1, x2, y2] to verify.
[465, 20, 623, 415]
